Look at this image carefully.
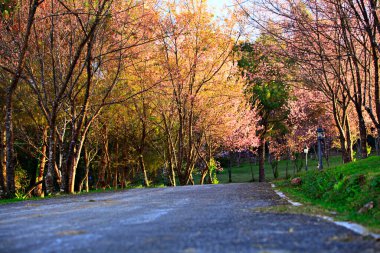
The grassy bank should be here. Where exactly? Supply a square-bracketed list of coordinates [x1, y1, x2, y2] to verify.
[275, 156, 380, 232]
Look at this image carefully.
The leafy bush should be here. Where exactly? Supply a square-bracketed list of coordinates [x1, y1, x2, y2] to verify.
[207, 158, 223, 184]
[15, 168, 29, 194]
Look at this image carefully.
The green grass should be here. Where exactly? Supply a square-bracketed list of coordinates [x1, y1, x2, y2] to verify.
[210, 155, 344, 184]
[0, 183, 166, 205]
[0, 193, 67, 205]
[275, 156, 380, 232]
[0, 197, 37, 205]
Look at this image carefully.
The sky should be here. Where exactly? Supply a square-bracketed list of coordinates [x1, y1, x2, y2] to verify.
[207, 0, 233, 17]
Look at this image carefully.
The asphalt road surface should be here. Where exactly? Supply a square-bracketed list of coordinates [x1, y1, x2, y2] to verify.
[0, 183, 379, 253]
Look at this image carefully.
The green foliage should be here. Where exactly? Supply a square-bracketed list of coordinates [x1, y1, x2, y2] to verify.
[249, 80, 289, 111]
[15, 192, 27, 200]
[15, 167, 29, 193]
[281, 156, 380, 230]
[209, 158, 219, 184]
[0, 0, 15, 17]
[235, 38, 291, 141]
[367, 145, 372, 156]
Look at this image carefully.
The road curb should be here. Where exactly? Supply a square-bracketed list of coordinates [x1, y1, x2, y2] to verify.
[271, 183, 302, 206]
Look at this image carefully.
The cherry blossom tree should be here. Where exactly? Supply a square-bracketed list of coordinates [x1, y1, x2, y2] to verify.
[155, 0, 243, 185]
[237, 0, 377, 160]
[0, 0, 45, 196]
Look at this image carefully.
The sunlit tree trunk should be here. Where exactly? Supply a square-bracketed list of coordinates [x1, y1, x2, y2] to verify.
[113, 142, 119, 190]
[139, 155, 149, 187]
[138, 97, 150, 187]
[34, 126, 48, 197]
[138, 122, 149, 187]
[200, 169, 208, 185]
[46, 114, 58, 194]
[79, 145, 91, 193]
[331, 96, 352, 163]
[162, 114, 177, 186]
[97, 125, 109, 189]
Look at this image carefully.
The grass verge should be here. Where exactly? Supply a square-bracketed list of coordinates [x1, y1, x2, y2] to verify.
[212, 155, 343, 184]
[274, 156, 380, 233]
[0, 183, 166, 205]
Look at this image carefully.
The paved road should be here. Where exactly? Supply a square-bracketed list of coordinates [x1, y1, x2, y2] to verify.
[0, 183, 379, 253]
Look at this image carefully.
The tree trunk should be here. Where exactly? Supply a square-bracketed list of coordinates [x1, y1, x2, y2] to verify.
[0, 126, 6, 196]
[34, 126, 48, 197]
[54, 163, 61, 185]
[120, 167, 126, 189]
[356, 139, 361, 159]
[79, 145, 90, 193]
[139, 154, 149, 187]
[67, 132, 89, 194]
[162, 114, 176, 186]
[341, 138, 351, 163]
[46, 118, 57, 194]
[85, 168, 89, 192]
[5, 90, 16, 196]
[97, 125, 109, 189]
[97, 151, 107, 189]
[4, 0, 41, 197]
[177, 170, 187, 185]
[113, 166, 118, 190]
[138, 119, 149, 187]
[358, 117, 368, 158]
[165, 143, 176, 187]
[170, 164, 176, 187]
[200, 169, 208, 185]
[228, 152, 232, 183]
[113, 142, 119, 189]
[165, 161, 175, 187]
[258, 139, 265, 182]
[66, 149, 78, 193]
[343, 120, 353, 163]
[176, 109, 184, 185]
[189, 173, 195, 185]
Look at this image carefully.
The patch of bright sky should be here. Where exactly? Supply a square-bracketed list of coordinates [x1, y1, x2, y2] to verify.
[207, 0, 259, 40]
[207, 0, 233, 18]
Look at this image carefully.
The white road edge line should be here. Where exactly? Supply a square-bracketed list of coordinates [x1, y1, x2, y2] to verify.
[271, 183, 302, 206]
[270, 183, 380, 240]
